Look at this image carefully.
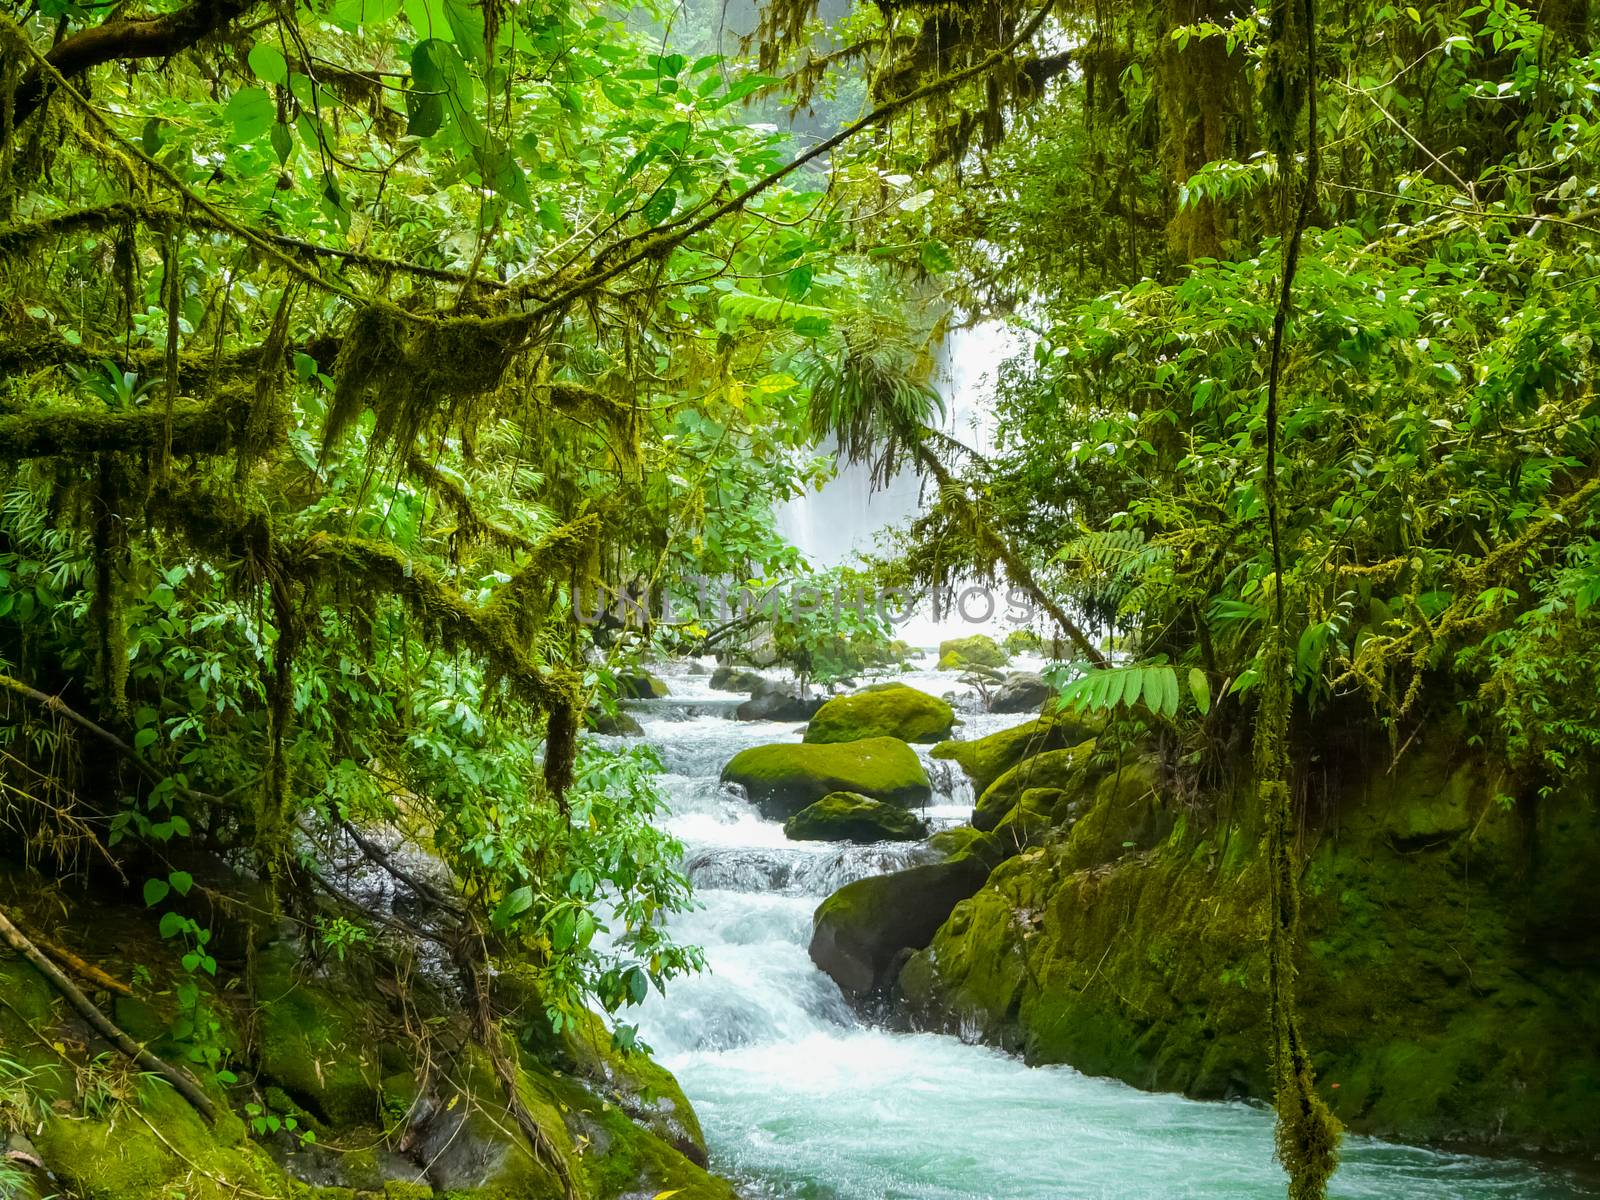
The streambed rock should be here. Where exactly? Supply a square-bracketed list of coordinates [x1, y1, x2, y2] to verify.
[802, 682, 955, 745]
[897, 737, 1600, 1157]
[932, 711, 1098, 796]
[937, 634, 1009, 670]
[734, 686, 823, 722]
[990, 671, 1054, 713]
[616, 670, 670, 699]
[972, 741, 1098, 831]
[784, 792, 930, 843]
[808, 858, 992, 999]
[721, 736, 931, 818]
[709, 665, 766, 693]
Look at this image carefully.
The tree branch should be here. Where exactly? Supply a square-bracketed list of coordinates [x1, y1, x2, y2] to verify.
[9, 0, 256, 131]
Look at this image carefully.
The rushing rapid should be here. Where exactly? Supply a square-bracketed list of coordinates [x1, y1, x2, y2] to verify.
[616, 662, 1595, 1200]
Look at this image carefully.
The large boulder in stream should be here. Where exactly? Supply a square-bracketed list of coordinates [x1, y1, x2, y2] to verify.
[972, 740, 1098, 831]
[932, 710, 1100, 796]
[616, 670, 670, 699]
[990, 671, 1055, 713]
[709, 665, 766, 693]
[784, 792, 930, 843]
[721, 736, 930, 818]
[802, 682, 955, 745]
[937, 634, 1008, 670]
[808, 858, 992, 999]
[735, 681, 823, 722]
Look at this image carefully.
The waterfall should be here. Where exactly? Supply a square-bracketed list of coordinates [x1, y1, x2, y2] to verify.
[774, 322, 1035, 647]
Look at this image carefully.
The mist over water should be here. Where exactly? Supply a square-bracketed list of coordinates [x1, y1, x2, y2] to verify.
[612, 661, 1596, 1200]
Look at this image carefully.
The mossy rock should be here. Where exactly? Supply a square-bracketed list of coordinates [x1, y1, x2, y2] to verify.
[927, 824, 1010, 871]
[784, 792, 930, 843]
[802, 683, 955, 745]
[615, 671, 669, 699]
[971, 740, 1097, 831]
[252, 941, 382, 1126]
[552, 1008, 709, 1165]
[587, 707, 644, 736]
[721, 736, 930, 819]
[992, 786, 1069, 852]
[936, 634, 1008, 670]
[708, 665, 765, 693]
[1002, 629, 1045, 655]
[931, 711, 1098, 796]
[35, 1081, 295, 1200]
[898, 738, 1600, 1156]
[809, 858, 993, 999]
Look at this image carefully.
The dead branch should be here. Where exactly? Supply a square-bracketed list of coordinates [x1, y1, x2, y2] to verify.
[0, 903, 218, 1122]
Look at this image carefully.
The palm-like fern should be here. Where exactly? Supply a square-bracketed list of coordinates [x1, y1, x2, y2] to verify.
[798, 325, 945, 490]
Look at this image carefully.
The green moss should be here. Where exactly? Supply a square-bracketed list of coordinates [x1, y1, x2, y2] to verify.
[927, 825, 1010, 870]
[550, 1008, 708, 1163]
[36, 1081, 296, 1200]
[802, 683, 955, 745]
[972, 740, 1097, 831]
[252, 942, 381, 1126]
[900, 738, 1600, 1155]
[784, 791, 930, 843]
[721, 736, 931, 818]
[936, 634, 1008, 669]
[992, 786, 1066, 851]
[932, 711, 1099, 795]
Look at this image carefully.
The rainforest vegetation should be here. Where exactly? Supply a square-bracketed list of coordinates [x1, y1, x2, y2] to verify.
[0, 0, 1596, 1194]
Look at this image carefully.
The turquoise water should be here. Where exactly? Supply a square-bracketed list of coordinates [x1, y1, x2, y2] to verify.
[622, 670, 1595, 1200]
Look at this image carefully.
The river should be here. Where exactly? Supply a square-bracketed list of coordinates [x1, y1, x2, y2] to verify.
[611, 659, 1596, 1200]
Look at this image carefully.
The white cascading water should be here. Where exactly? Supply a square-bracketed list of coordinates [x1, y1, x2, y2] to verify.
[606, 660, 1591, 1199]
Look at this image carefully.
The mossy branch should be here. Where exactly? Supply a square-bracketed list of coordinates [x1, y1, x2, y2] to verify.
[0, 202, 514, 289]
[0, 392, 249, 459]
[296, 533, 579, 719]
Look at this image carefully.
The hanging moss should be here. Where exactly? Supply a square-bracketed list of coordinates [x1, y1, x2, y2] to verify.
[299, 533, 576, 719]
[323, 302, 535, 457]
[88, 457, 131, 718]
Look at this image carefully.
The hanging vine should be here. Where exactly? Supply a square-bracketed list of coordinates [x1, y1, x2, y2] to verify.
[1258, 0, 1342, 1193]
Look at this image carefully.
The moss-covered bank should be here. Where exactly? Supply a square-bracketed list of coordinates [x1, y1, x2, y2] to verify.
[0, 866, 735, 1200]
[895, 737, 1600, 1155]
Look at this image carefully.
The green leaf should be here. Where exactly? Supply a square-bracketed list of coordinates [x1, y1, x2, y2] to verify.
[443, 0, 486, 62]
[225, 87, 275, 144]
[144, 878, 171, 907]
[247, 43, 289, 86]
[134, 727, 159, 752]
[642, 187, 677, 225]
[331, 0, 401, 28]
[626, 965, 649, 1004]
[1153, 666, 1179, 718]
[491, 884, 533, 929]
[159, 911, 187, 939]
[271, 121, 294, 165]
[169, 870, 194, 897]
[403, 0, 452, 40]
[1188, 667, 1211, 715]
